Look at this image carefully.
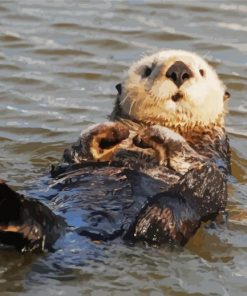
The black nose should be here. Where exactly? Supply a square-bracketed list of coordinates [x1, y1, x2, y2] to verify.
[166, 61, 193, 88]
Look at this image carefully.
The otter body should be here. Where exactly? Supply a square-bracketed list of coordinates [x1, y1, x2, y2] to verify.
[0, 50, 231, 252]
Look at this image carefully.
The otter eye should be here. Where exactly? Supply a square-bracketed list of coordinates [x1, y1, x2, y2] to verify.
[143, 66, 152, 78]
[199, 69, 205, 77]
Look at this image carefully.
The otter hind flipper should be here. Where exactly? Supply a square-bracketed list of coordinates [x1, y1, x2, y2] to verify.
[126, 163, 228, 246]
[126, 191, 201, 246]
[0, 180, 65, 252]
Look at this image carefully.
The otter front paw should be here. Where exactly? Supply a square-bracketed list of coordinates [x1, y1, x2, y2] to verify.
[64, 122, 129, 163]
[133, 125, 185, 164]
[133, 125, 204, 173]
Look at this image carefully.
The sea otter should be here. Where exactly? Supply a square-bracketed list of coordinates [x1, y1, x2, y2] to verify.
[0, 50, 231, 252]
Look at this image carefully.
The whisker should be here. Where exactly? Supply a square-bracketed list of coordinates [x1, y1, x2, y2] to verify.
[129, 100, 136, 116]
[119, 94, 128, 106]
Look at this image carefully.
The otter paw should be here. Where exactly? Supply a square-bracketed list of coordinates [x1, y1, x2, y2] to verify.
[65, 122, 130, 163]
[133, 125, 204, 173]
[133, 125, 186, 165]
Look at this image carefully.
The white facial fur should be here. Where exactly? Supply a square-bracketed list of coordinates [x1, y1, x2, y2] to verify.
[119, 50, 227, 128]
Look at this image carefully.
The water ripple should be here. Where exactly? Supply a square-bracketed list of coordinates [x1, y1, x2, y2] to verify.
[0, 0, 247, 295]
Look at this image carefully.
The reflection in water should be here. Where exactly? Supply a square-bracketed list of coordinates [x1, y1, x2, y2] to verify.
[0, 0, 247, 295]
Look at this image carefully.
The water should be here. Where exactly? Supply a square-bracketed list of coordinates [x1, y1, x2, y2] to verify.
[0, 0, 247, 295]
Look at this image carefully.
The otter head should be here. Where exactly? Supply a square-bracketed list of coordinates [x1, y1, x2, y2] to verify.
[113, 50, 229, 129]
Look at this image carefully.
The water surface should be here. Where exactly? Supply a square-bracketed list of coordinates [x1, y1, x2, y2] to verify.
[0, 0, 247, 295]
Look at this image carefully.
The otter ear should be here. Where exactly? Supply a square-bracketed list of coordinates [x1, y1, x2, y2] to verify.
[115, 83, 122, 95]
[224, 91, 230, 101]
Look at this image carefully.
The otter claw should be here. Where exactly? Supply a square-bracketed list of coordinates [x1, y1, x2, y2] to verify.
[132, 134, 152, 149]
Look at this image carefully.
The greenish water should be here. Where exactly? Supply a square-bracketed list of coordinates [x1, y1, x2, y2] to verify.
[0, 0, 247, 295]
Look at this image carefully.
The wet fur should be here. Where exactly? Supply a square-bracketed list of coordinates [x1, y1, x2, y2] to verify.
[62, 50, 230, 245]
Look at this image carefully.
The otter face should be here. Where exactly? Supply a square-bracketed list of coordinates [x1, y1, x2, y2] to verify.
[118, 50, 228, 128]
